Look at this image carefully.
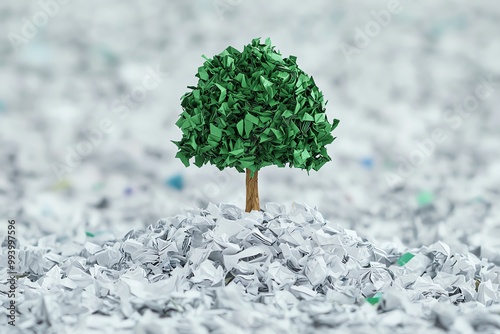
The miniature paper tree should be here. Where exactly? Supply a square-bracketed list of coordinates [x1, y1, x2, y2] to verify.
[172, 38, 339, 212]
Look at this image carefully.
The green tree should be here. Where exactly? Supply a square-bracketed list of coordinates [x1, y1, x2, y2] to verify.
[173, 38, 339, 212]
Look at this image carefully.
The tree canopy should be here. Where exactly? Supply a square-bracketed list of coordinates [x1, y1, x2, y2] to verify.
[173, 37, 339, 177]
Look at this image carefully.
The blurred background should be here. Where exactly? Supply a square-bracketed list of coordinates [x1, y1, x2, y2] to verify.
[1, 0, 499, 251]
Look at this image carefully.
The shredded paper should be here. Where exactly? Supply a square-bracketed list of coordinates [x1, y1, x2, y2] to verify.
[2, 203, 500, 333]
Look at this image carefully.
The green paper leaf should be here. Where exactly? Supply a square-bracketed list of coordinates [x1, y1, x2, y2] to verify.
[175, 152, 190, 167]
[302, 112, 314, 121]
[210, 124, 222, 140]
[244, 120, 253, 136]
[314, 113, 325, 123]
[194, 155, 205, 167]
[193, 89, 200, 100]
[259, 134, 271, 143]
[245, 113, 259, 125]
[236, 119, 244, 136]
[215, 83, 227, 102]
[331, 118, 340, 131]
[271, 128, 282, 140]
[198, 67, 208, 80]
[229, 148, 244, 156]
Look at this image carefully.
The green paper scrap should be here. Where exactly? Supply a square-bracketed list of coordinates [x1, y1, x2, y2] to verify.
[366, 292, 383, 305]
[397, 252, 415, 266]
[92, 182, 104, 190]
[417, 190, 434, 206]
[172, 37, 339, 177]
[86, 230, 111, 238]
[473, 196, 484, 203]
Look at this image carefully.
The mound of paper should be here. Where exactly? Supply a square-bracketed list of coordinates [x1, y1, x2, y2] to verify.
[3, 202, 500, 334]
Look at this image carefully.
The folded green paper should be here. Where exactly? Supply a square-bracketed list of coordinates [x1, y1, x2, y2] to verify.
[172, 37, 339, 177]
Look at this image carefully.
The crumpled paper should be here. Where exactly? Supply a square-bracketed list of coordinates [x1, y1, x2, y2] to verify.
[2, 202, 500, 333]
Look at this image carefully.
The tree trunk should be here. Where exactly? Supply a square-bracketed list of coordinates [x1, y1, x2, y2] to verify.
[245, 169, 260, 212]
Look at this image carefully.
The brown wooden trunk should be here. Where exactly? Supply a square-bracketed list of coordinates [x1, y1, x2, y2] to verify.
[245, 169, 260, 212]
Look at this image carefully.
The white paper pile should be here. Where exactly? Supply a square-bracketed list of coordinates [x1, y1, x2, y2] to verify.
[2, 202, 500, 333]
